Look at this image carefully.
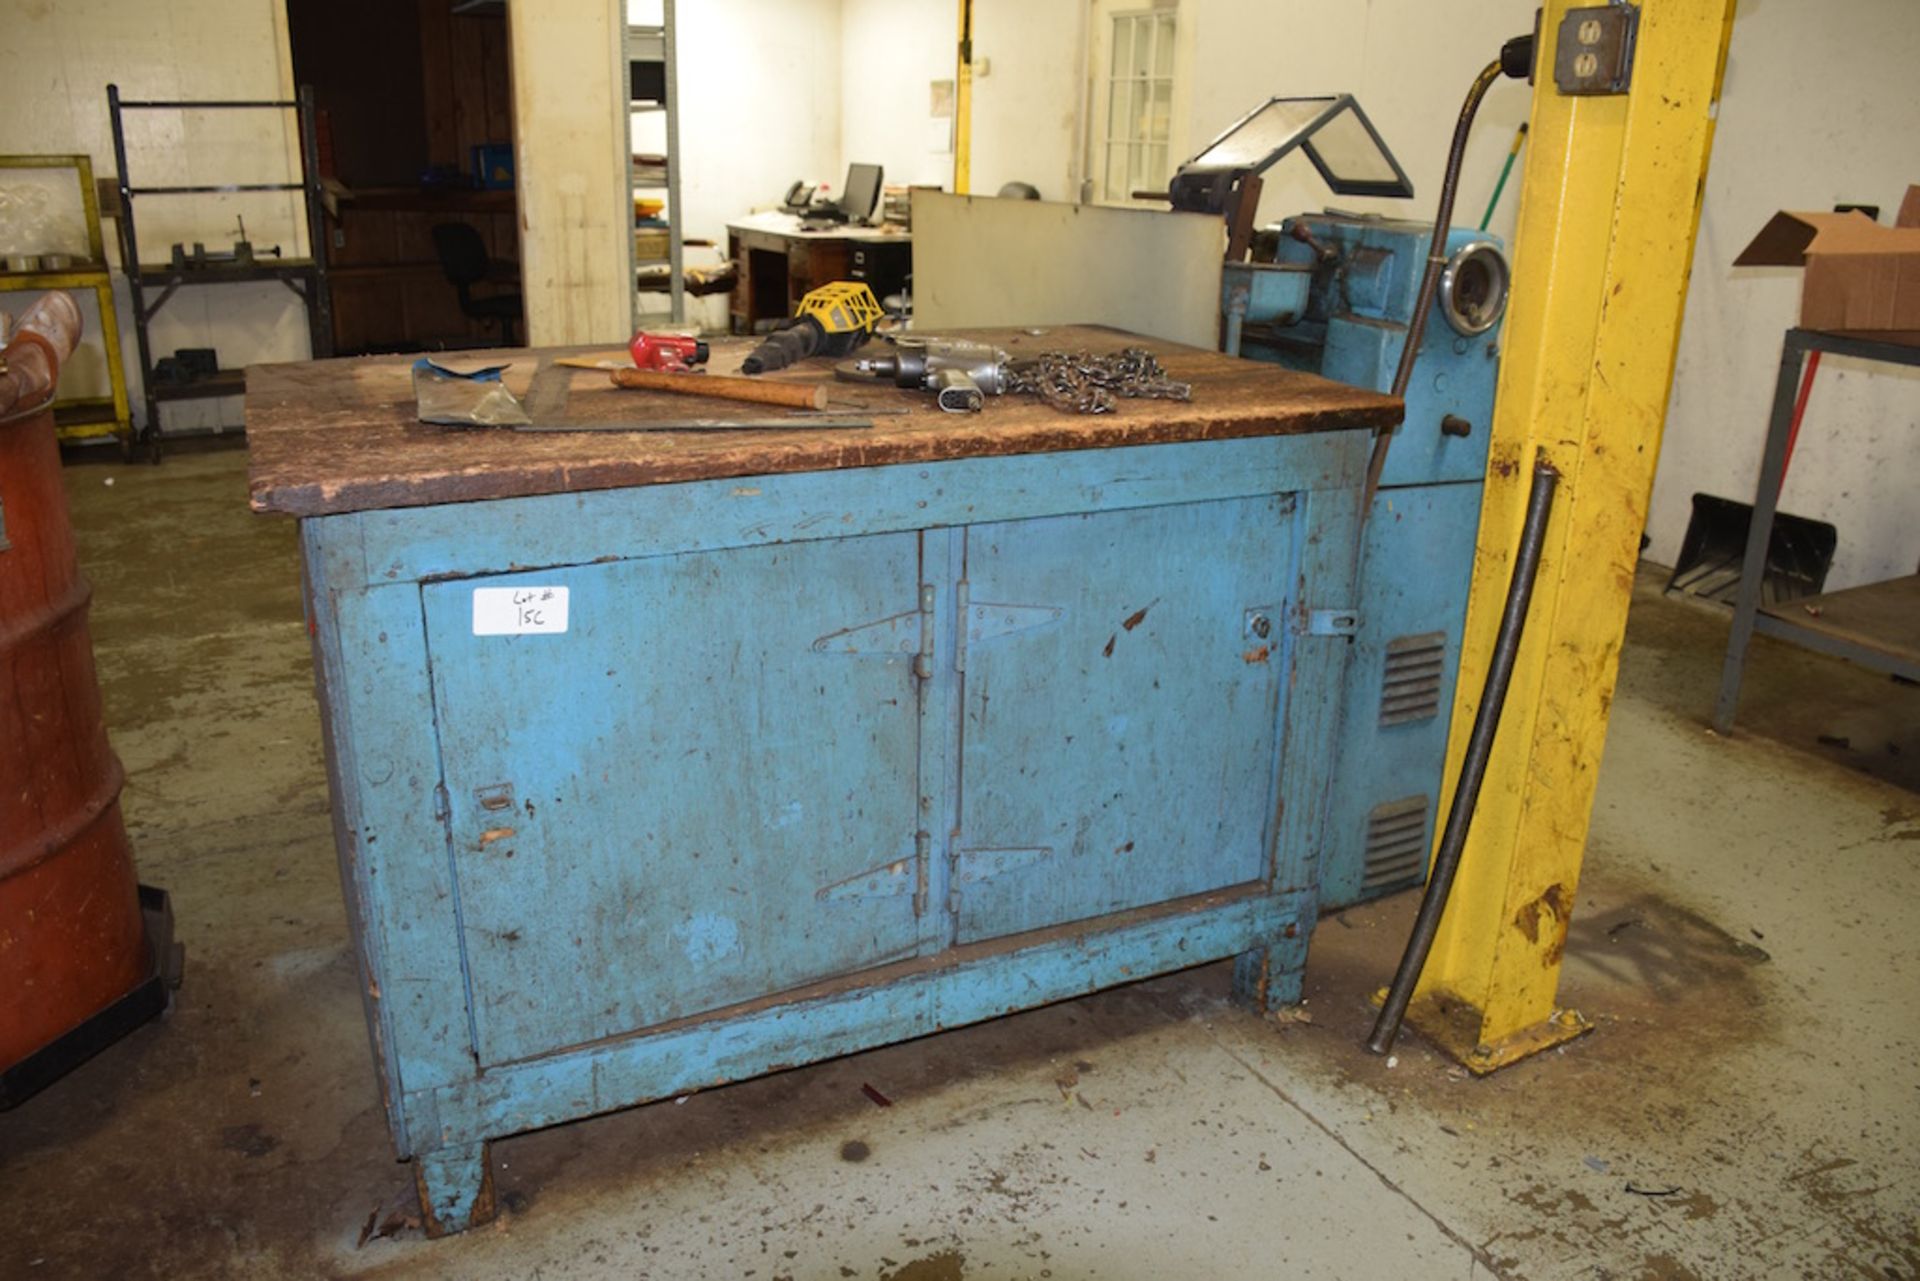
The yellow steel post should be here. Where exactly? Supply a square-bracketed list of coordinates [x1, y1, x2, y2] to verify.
[1406, 0, 1738, 1073]
[953, 0, 974, 195]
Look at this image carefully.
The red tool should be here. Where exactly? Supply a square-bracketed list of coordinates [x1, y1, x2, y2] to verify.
[628, 330, 710, 371]
[1779, 350, 1821, 487]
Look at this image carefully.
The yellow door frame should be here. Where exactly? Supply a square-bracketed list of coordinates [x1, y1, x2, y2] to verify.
[1407, 0, 1739, 1073]
[954, 0, 974, 195]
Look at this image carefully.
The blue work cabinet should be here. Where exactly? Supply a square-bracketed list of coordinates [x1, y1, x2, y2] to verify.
[1224, 212, 1507, 911]
[250, 330, 1394, 1234]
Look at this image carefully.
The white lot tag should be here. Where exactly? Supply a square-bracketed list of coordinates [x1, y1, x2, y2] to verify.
[473, 586, 570, 635]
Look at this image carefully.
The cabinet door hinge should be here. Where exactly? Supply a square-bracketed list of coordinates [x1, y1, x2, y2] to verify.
[946, 823, 962, 916]
[912, 829, 931, 915]
[431, 781, 451, 822]
[954, 579, 971, 673]
[912, 582, 936, 682]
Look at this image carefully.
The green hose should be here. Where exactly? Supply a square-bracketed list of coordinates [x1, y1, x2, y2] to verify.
[1479, 123, 1528, 230]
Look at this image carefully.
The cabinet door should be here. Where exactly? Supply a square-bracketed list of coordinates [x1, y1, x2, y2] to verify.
[1318, 482, 1480, 909]
[953, 497, 1293, 943]
[421, 533, 926, 1067]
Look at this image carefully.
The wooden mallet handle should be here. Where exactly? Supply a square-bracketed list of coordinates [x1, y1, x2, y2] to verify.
[609, 367, 827, 410]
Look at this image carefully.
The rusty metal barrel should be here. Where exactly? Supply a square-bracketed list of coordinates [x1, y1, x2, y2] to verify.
[0, 292, 155, 1092]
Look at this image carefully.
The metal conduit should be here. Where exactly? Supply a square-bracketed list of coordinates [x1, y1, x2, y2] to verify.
[1362, 32, 1533, 512]
[1367, 453, 1560, 1057]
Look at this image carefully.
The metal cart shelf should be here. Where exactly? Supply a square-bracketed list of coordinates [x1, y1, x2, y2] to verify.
[1714, 327, 1920, 732]
[106, 84, 333, 456]
[0, 154, 132, 448]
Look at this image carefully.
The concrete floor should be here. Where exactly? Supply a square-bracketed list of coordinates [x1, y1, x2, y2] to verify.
[3, 445, 1917, 1281]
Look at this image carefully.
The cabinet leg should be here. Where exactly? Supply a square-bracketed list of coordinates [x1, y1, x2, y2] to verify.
[413, 1139, 496, 1237]
[1232, 930, 1307, 1013]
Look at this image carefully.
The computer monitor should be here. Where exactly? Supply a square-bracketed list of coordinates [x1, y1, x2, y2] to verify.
[838, 163, 884, 224]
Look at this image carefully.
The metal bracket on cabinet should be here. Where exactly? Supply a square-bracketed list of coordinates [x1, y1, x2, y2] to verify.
[956, 585, 1064, 672]
[1304, 608, 1361, 637]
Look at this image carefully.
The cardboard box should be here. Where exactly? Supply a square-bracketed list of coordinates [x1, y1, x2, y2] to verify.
[1735, 184, 1920, 343]
[634, 229, 669, 263]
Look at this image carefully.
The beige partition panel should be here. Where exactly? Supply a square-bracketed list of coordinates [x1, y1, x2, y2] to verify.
[911, 192, 1224, 348]
[508, 0, 631, 346]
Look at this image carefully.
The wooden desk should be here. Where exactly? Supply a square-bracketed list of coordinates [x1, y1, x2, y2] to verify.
[726, 210, 911, 333]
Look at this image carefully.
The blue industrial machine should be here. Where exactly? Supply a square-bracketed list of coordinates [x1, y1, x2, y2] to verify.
[1178, 95, 1511, 914]
[1226, 214, 1508, 911]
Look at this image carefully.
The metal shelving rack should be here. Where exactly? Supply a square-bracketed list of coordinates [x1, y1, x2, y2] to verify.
[626, 0, 684, 325]
[106, 83, 333, 455]
[1713, 327, 1920, 732]
[0, 153, 133, 449]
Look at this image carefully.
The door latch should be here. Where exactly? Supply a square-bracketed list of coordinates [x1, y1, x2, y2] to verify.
[1305, 608, 1361, 637]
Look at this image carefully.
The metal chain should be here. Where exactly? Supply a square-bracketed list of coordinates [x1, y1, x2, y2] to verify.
[1006, 347, 1192, 415]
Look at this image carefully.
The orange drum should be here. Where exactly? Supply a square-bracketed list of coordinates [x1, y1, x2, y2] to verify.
[0, 293, 154, 1090]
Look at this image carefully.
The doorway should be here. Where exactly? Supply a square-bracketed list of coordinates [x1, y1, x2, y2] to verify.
[285, 0, 523, 353]
[1084, 0, 1193, 206]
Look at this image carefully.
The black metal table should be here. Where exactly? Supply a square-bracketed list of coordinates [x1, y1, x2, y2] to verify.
[1713, 327, 1920, 733]
[106, 85, 333, 456]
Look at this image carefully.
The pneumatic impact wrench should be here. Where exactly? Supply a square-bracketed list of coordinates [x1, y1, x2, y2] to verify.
[835, 337, 1013, 413]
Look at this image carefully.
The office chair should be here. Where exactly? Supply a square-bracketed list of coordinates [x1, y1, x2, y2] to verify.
[431, 222, 524, 346]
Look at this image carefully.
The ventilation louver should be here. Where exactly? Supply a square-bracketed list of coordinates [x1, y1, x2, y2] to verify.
[1361, 795, 1430, 895]
[1379, 631, 1446, 727]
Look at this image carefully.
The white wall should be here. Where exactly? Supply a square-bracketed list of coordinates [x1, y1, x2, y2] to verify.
[660, 0, 842, 238]
[969, 0, 1083, 202]
[1650, 0, 1920, 591]
[833, 0, 1080, 202]
[0, 0, 307, 432]
[839, 0, 952, 190]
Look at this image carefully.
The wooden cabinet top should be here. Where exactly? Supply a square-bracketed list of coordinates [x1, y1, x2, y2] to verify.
[245, 326, 1399, 517]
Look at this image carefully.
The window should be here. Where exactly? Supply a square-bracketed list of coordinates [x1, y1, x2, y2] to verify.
[1101, 10, 1177, 203]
